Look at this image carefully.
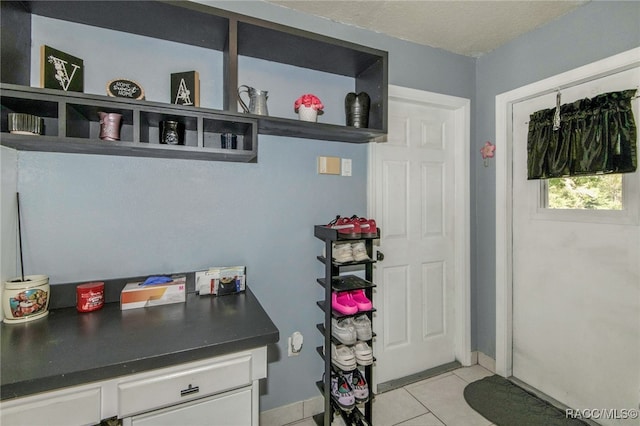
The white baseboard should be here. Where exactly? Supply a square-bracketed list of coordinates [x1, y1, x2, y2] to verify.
[260, 354, 498, 426]
[259, 401, 303, 426]
[303, 395, 324, 418]
[477, 351, 496, 373]
[260, 395, 324, 426]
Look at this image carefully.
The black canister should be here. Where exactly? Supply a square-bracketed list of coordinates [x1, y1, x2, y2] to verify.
[345, 92, 370, 128]
[221, 133, 237, 149]
[159, 120, 185, 145]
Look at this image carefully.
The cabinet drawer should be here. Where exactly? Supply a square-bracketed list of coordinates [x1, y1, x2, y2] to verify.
[129, 386, 253, 426]
[0, 387, 101, 426]
[118, 354, 252, 417]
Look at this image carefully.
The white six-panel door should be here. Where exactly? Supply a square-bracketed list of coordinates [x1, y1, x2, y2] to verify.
[371, 86, 470, 386]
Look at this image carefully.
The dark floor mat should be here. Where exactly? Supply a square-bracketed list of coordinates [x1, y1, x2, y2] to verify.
[463, 375, 590, 426]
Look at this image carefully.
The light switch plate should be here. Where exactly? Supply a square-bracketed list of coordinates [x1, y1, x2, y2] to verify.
[341, 158, 352, 176]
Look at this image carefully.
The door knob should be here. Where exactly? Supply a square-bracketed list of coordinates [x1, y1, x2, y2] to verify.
[376, 251, 384, 261]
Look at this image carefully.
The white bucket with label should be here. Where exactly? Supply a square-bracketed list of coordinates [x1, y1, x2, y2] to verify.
[3, 275, 50, 323]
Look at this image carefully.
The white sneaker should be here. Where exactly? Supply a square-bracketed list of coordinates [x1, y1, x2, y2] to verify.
[351, 242, 370, 262]
[332, 343, 357, 371]
[322, 244, 352, 262]
[350, 341, 373, 366]
[330, 242, 354, 263]
[332, 317, 357, 345]
[352, 314, 372, 341]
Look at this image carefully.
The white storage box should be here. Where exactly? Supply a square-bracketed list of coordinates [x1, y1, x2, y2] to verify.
[120, 275, 186, 310]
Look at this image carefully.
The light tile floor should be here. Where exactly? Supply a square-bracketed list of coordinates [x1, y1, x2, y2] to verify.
[287, 365, 496, 426]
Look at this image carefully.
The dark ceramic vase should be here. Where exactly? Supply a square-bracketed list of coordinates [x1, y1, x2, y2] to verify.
[345, 92, 370, 128]
[159, 120, 185, 145]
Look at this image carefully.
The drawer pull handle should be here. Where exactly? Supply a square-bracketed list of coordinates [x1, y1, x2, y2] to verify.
[180, 384, 200, 397]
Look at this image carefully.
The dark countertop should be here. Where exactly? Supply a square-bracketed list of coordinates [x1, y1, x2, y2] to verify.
[1, 288, 279, 401]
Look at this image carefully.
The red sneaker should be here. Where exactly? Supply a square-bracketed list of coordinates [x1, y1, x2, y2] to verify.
[327, 215, 361, 239]
[351, 215, 377, 238]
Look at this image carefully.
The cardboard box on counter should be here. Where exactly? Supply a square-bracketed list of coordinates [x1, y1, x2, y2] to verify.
[120, 275, 186, 310]
[196, 266, 246, 296]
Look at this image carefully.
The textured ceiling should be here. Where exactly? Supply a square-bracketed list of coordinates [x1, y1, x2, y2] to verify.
[266, 0, 588, 57]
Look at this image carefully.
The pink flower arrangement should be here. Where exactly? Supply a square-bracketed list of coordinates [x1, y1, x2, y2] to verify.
[294, 94, 324, 112]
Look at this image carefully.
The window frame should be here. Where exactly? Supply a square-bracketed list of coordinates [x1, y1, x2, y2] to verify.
[535, 171, 639, 225]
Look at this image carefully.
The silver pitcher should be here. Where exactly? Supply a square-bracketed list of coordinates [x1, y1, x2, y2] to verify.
[238, 85, 269, 116]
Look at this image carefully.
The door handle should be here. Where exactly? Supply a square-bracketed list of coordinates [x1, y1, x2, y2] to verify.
[376, 251, 384, 261]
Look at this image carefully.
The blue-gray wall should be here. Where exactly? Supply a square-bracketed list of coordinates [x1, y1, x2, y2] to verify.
[473, 0, 640, 358]
[6, 0, 638, 412]
[10, 1, 474, 411]
[1, 147, 18, 322]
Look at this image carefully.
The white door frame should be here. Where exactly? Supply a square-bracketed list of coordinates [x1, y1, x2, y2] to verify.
[495, 47, 640, 377]
[368, 85, 472, 374]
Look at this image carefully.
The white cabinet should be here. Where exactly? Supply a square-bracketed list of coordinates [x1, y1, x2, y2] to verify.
[126, 387, 252, 426]
[118, 353, 253, 418]
[0, 387, 101, 426]
[0, 347, 266, 426]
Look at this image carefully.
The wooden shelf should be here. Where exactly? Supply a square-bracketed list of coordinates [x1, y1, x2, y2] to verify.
[316, 275, 376, 292]
[1, 84, 258, 162]
[236, 19, 387, 133]
[0, 134, 256, 162]
[237, 20, 383, 77]
[257, 116, 385, 144]
[27, 1, 231, 51]
[314, 225, 380, 241]
[0, 0, 388, 153]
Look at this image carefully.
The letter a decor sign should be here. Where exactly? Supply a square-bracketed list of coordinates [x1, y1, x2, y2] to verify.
[40, 45, 84, 92]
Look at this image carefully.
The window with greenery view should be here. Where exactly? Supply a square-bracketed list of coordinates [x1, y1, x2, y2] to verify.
[546, 174, 622, 210]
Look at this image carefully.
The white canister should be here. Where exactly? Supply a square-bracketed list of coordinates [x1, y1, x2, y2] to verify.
[297, 105, 318, 122]
[3, 275, 50, 323]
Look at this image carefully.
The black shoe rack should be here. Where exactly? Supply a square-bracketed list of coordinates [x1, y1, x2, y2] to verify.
[313, 225, 380, 426]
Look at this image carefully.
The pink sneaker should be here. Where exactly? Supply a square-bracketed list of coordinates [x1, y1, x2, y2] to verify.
[327, 215, 361, 239]
[350, 289, 372, 311]
[332, 291, 358, 315]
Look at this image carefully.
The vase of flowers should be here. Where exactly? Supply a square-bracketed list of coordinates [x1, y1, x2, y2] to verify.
[294, 94, 324, 122]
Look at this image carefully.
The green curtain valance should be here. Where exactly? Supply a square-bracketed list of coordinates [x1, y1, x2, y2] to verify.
[527, 89, 637, 180]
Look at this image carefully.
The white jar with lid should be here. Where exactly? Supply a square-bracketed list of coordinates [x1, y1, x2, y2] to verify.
[3, 275, 50, 323]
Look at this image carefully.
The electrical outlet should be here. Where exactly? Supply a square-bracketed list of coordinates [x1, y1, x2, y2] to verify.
[287, 337, 297, 356]
[288, 331, 303, 356]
